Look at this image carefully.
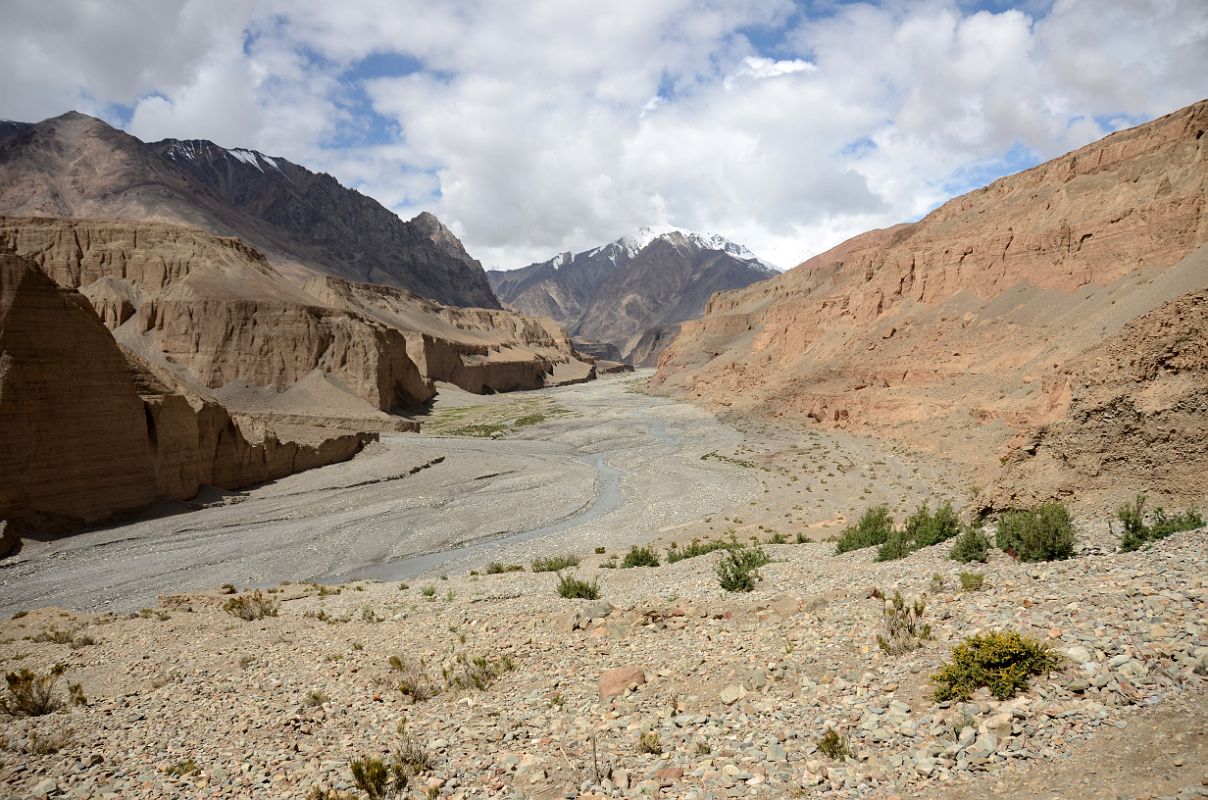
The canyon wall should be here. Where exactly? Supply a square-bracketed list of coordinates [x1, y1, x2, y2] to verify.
[0, 254, 374, 534]
[654, 100, 1208, 508]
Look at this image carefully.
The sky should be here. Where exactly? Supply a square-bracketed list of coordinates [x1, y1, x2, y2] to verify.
[2, 1, 1206, 269]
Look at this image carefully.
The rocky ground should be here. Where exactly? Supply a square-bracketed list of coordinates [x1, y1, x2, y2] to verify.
[1, 378, 1205, 800]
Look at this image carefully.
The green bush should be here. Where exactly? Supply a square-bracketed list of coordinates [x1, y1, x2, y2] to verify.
[1116, 495, 1204, 552]
[949, 524, 990, 563]
[908, 501, 961, 548]
[995, 502, 1076, 562]
[816, 729, 850, 761]
[556, 573, 600, 599]
[875, 530, 915, 562]
[621, 545, 660, 568]
[875, 501, 961, 561]
[834, 505, 894, 554]
[931, 630, 1058, 702]
[531, 554, 579, 572]
[716, 544, 770, 592]
[665, 538, 733, 563]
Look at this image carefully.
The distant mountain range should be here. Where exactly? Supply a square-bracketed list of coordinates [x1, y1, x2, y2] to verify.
[0, 112, 498, 308]
[489, 226, 778, 363]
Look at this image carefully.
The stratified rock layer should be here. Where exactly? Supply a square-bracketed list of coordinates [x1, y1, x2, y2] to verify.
[0, 253, 375, 533]
[0, 253, 158, 530]
[654, 99, 1208, 508]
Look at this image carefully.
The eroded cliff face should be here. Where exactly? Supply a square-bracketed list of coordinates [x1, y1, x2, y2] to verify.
[988, 285, 1208, 510]
[654, 100, 1208, 507]
[0, 217, 436, 415]
[0, 254, 158, 531]
[304, 276, 596, 392]
[0, 254, 376, 534]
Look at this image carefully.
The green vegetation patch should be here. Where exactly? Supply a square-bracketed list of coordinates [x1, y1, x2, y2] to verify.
[1116, 495, 1204, 552]
[931, 630, 1058, 702]
[995, 502, 1076, 562]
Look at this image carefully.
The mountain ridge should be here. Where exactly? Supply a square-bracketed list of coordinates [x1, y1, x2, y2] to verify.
[0, 111, 500, 309]
[489, 227, 776, 361]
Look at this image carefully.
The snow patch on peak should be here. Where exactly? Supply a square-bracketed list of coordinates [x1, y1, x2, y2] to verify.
[544, 251, 572, 270]
[613, 226, 779, 269]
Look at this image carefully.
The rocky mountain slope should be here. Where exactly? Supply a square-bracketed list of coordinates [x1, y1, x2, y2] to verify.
[0, 112, 498, 308]
[489, 227, 776, 361]
[0, 252, 374, 533]
[653, 99, 1208, 510]
[0, 217, 593, 433]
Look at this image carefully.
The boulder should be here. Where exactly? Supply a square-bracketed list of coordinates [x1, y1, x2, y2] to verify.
[599, 667, 646, 699]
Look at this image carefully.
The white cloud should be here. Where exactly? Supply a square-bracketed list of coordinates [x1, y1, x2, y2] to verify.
[1, 0, 1205, 270]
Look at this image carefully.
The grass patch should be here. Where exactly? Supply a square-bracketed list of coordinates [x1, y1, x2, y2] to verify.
[532, 554, 579, 573]
[556, 573, 600, 599]
[442, 653, 516, 692]
[931, 630, 1058, 702]
[485, 561, 524, 574]
[621, 545, 660, 568]
[165, 759, 200, 778]
[637, 731, 662, 754]
[389, 655, 441, 702]
[959, 572, 985, 592]
[666, 538, 733, 563]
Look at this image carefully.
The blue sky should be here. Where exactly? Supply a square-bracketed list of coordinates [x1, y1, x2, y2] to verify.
[2, 0, 1206, 268]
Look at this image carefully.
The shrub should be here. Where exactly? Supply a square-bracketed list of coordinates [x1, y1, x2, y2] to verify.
[834, 505, 894, 554]
[532, 554, 579, 573]
[666, 538, 732, 563]
[716, 544, 770, 592]
[958, 572, 985, 592]
[766, 531, 788, 544]
[995, 502, 1076, 562]
[594, 546, 607, 554]
[637, 731, 662, 754]
[443, 653, 515, 692]
[485, 561, 524, 574]
[389, 656, 440, 702]
[621, 545, 660, 568]
[931, 630, 1059, 702]
[556, 573, 600, 600]
[876, 592, 931, 654]
[794, 533, 813, 544]
[223, 590, 279, 621]
[908, 501, 961, 548]
[350, 756, 407, 800]
[67, 682, 86, 706]
[817, 729, 850, 760]
[1, 664, 65, 716]
[420, 585, 437, 598]
[165, 759, 200, 778]
[1116, 495, 1204, 552]
[949, 524, 990, 563]
[875, 530, 915, 562]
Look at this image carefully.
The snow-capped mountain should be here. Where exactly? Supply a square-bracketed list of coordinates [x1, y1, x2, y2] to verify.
[488, 227, 778, 363]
